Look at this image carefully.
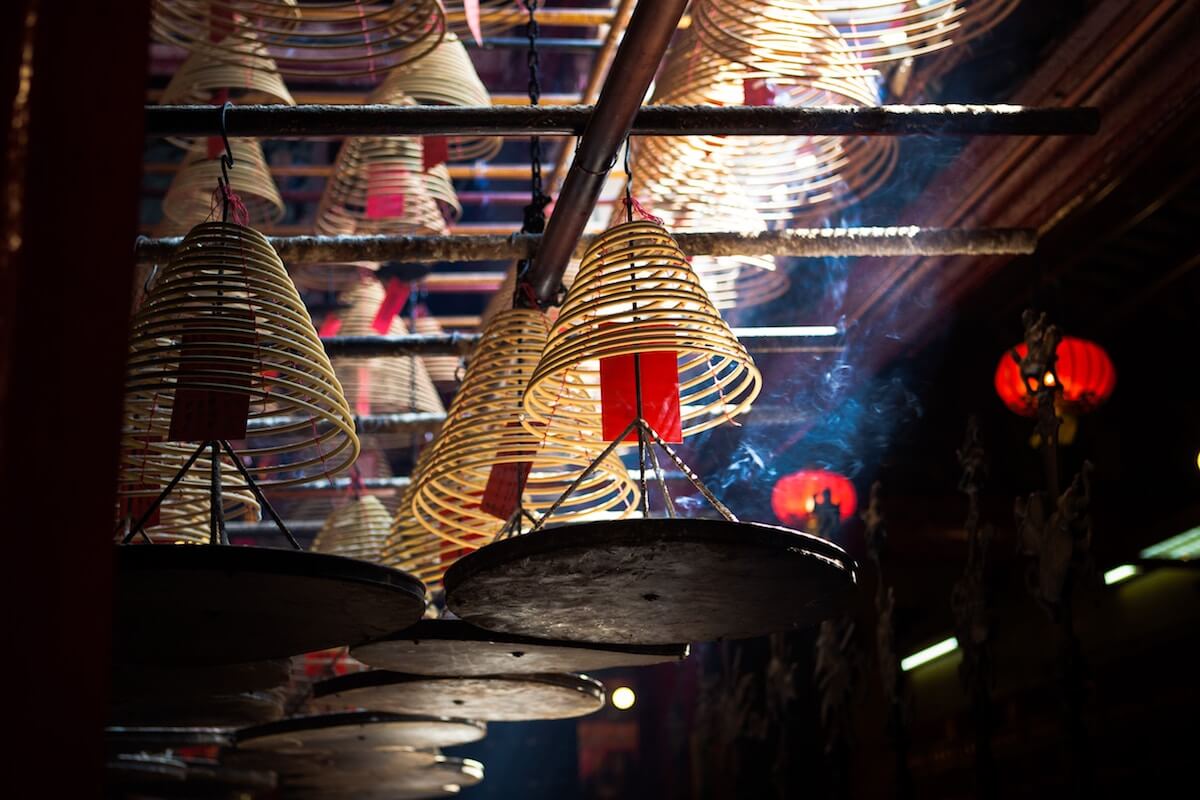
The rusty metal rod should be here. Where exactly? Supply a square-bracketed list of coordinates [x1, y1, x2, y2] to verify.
[142, 104, 1099, 139]
[135, 227, 1037, 264]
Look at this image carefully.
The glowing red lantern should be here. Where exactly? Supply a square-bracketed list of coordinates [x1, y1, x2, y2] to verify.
[994, 336, 1116, 417]
[771, 470, 857, 527]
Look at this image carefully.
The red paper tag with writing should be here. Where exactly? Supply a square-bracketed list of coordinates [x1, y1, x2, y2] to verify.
[318, 315, 343, 337]
[480, 421, 537, 519]
[743, 78, 775, 107]
[168, 311, 254, 442]
[463, 0, 483, 45]
[422, 136, 449, 170]
[366, 164, 408, 219]
[600, 350, 682, 442]
[371, 277, 411, 334]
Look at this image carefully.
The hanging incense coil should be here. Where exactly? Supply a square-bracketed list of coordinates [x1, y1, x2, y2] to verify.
[326, 278, 444, 419]
[637, 29, 896, 221]
[381, 457, 471, 597]
[413, 308, 639, 548]
[159, 33, 294, 151]
[121, 221, 359, 488]
[372, 33, 502, 163]
[523, 219, 762, 439]
[692, 0, 965, 72]
[311, 495, 393, 562]
[116, 470, 261, 546]
[150, 0, 447, 80]
[162, 139, 284, 230]
[288, 261, 378, 293]
[317, 131, 450, 237]
[424, 163, 464, 222]
[412, 312, 462, 385]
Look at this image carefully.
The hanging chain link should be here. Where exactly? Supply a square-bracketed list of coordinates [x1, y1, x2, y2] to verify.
[521, 0, 550, 236]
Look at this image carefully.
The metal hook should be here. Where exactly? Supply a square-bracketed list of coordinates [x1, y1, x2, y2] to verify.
[217, 101, 235, 222]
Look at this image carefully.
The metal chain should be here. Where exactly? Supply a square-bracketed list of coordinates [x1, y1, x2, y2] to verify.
[521, 0, 550, 236]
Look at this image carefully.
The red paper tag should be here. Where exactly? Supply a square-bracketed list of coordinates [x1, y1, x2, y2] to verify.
[355, 365, 372, 417]
[371, 277, 411, 334]
[463, 0, 483, 45]
[168, 311, 254, 442]
[481, 462, 534, 520]
[318, 315, 343, 337]
[366, 164, 408, 219]
[743, 78, 775, 107]
[422, 136, 449, 170]
[600, 350, 682, 443]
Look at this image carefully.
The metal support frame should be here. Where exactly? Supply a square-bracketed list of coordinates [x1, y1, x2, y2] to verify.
[142, 103, 1099, 139]
[135, 227, 1037, 265]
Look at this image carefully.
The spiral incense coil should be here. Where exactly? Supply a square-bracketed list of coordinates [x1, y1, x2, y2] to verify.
[317, 133, 450, 237]
[160, 34, 294, 151]
[162, 139, 285, 230]
[311, 494, 393, 562]
[372, 33, 502, 163]
[425, 164, 464, 222]
[116, 472, 261, 545]
[523, 219, 762, 440]
[326, 278, 444, 419]
[412, 312, 462, 385]
[637, 29, 896, 220]
[122, 221, 359, 488]
[413, 308, 639, 547]
[381, 454, 474, 596]
[693, 0, 965, 72]
[150, 0, 447, 80]
[288, 261, 378, 293]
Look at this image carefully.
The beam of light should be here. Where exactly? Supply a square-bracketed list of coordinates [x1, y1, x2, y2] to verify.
[610, 686, 636, 710]
[731, 325, 841, 338]
[1103, 564, 1142, 586]
[900, 637, 958, 672]
[1139, 526, 1200, 561]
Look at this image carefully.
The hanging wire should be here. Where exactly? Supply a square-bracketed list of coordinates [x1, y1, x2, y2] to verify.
[216, 101, 236, 223]
[514, 0, 552, 309]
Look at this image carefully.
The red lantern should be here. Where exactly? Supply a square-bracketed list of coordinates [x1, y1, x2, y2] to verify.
[772, 470, 857, 527]
[994, 336, 1116, 417]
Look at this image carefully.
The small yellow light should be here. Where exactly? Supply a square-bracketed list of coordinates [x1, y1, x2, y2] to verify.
[610, 686, 636, 711]
[805, 496, 816, 513]
[1043, 371, 1056, 387]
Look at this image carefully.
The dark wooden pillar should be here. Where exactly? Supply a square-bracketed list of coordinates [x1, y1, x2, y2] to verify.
[1, 0, 150, 794]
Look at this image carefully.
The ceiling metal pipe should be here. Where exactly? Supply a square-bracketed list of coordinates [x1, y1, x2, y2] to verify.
[142, 103, 1101, 139]
[526, 0, 689, 302]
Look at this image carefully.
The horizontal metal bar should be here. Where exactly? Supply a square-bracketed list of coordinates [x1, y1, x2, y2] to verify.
[463, 37, 603, 52]
[226, 519, 324, 536]
[321, 333, 476, 357]
[143, 104, 1100, 139]
[136, 227, 1037, 265]
[247, 412, 446, 435]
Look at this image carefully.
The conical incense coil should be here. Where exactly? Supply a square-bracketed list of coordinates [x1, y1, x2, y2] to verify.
[317, 132, 450, 237]
[638, 29, 896, 220]
[122, 221, 359, 487]
[523, 219, 762, 439]
[372, 33, 502, 163]
[160, 33, 294, 151]
[325, 278, 444, 417]
[162, 139, 284, 229]
[413, 308, 639, 547]
[612, 169, 789, 311]
[117, 469, 261, 545]
[692, 0, 964, 72]
[288, 261, 378, 293]
[150, 0, 447, 80]
[412, 312, 462, 385]
[424, 164, 463, 222]
[381, 452, 471, 597]
[312, 495, 393, 562]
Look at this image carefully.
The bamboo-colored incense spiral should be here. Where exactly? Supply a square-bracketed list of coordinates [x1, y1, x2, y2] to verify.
[121, 221, 359, 488]
[161, 139, 285, 231]
[150, 0, 447, 80]
[413, 308, 639, 547]
[523, 219, 761, 440]
[311, 494, 393, 562]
